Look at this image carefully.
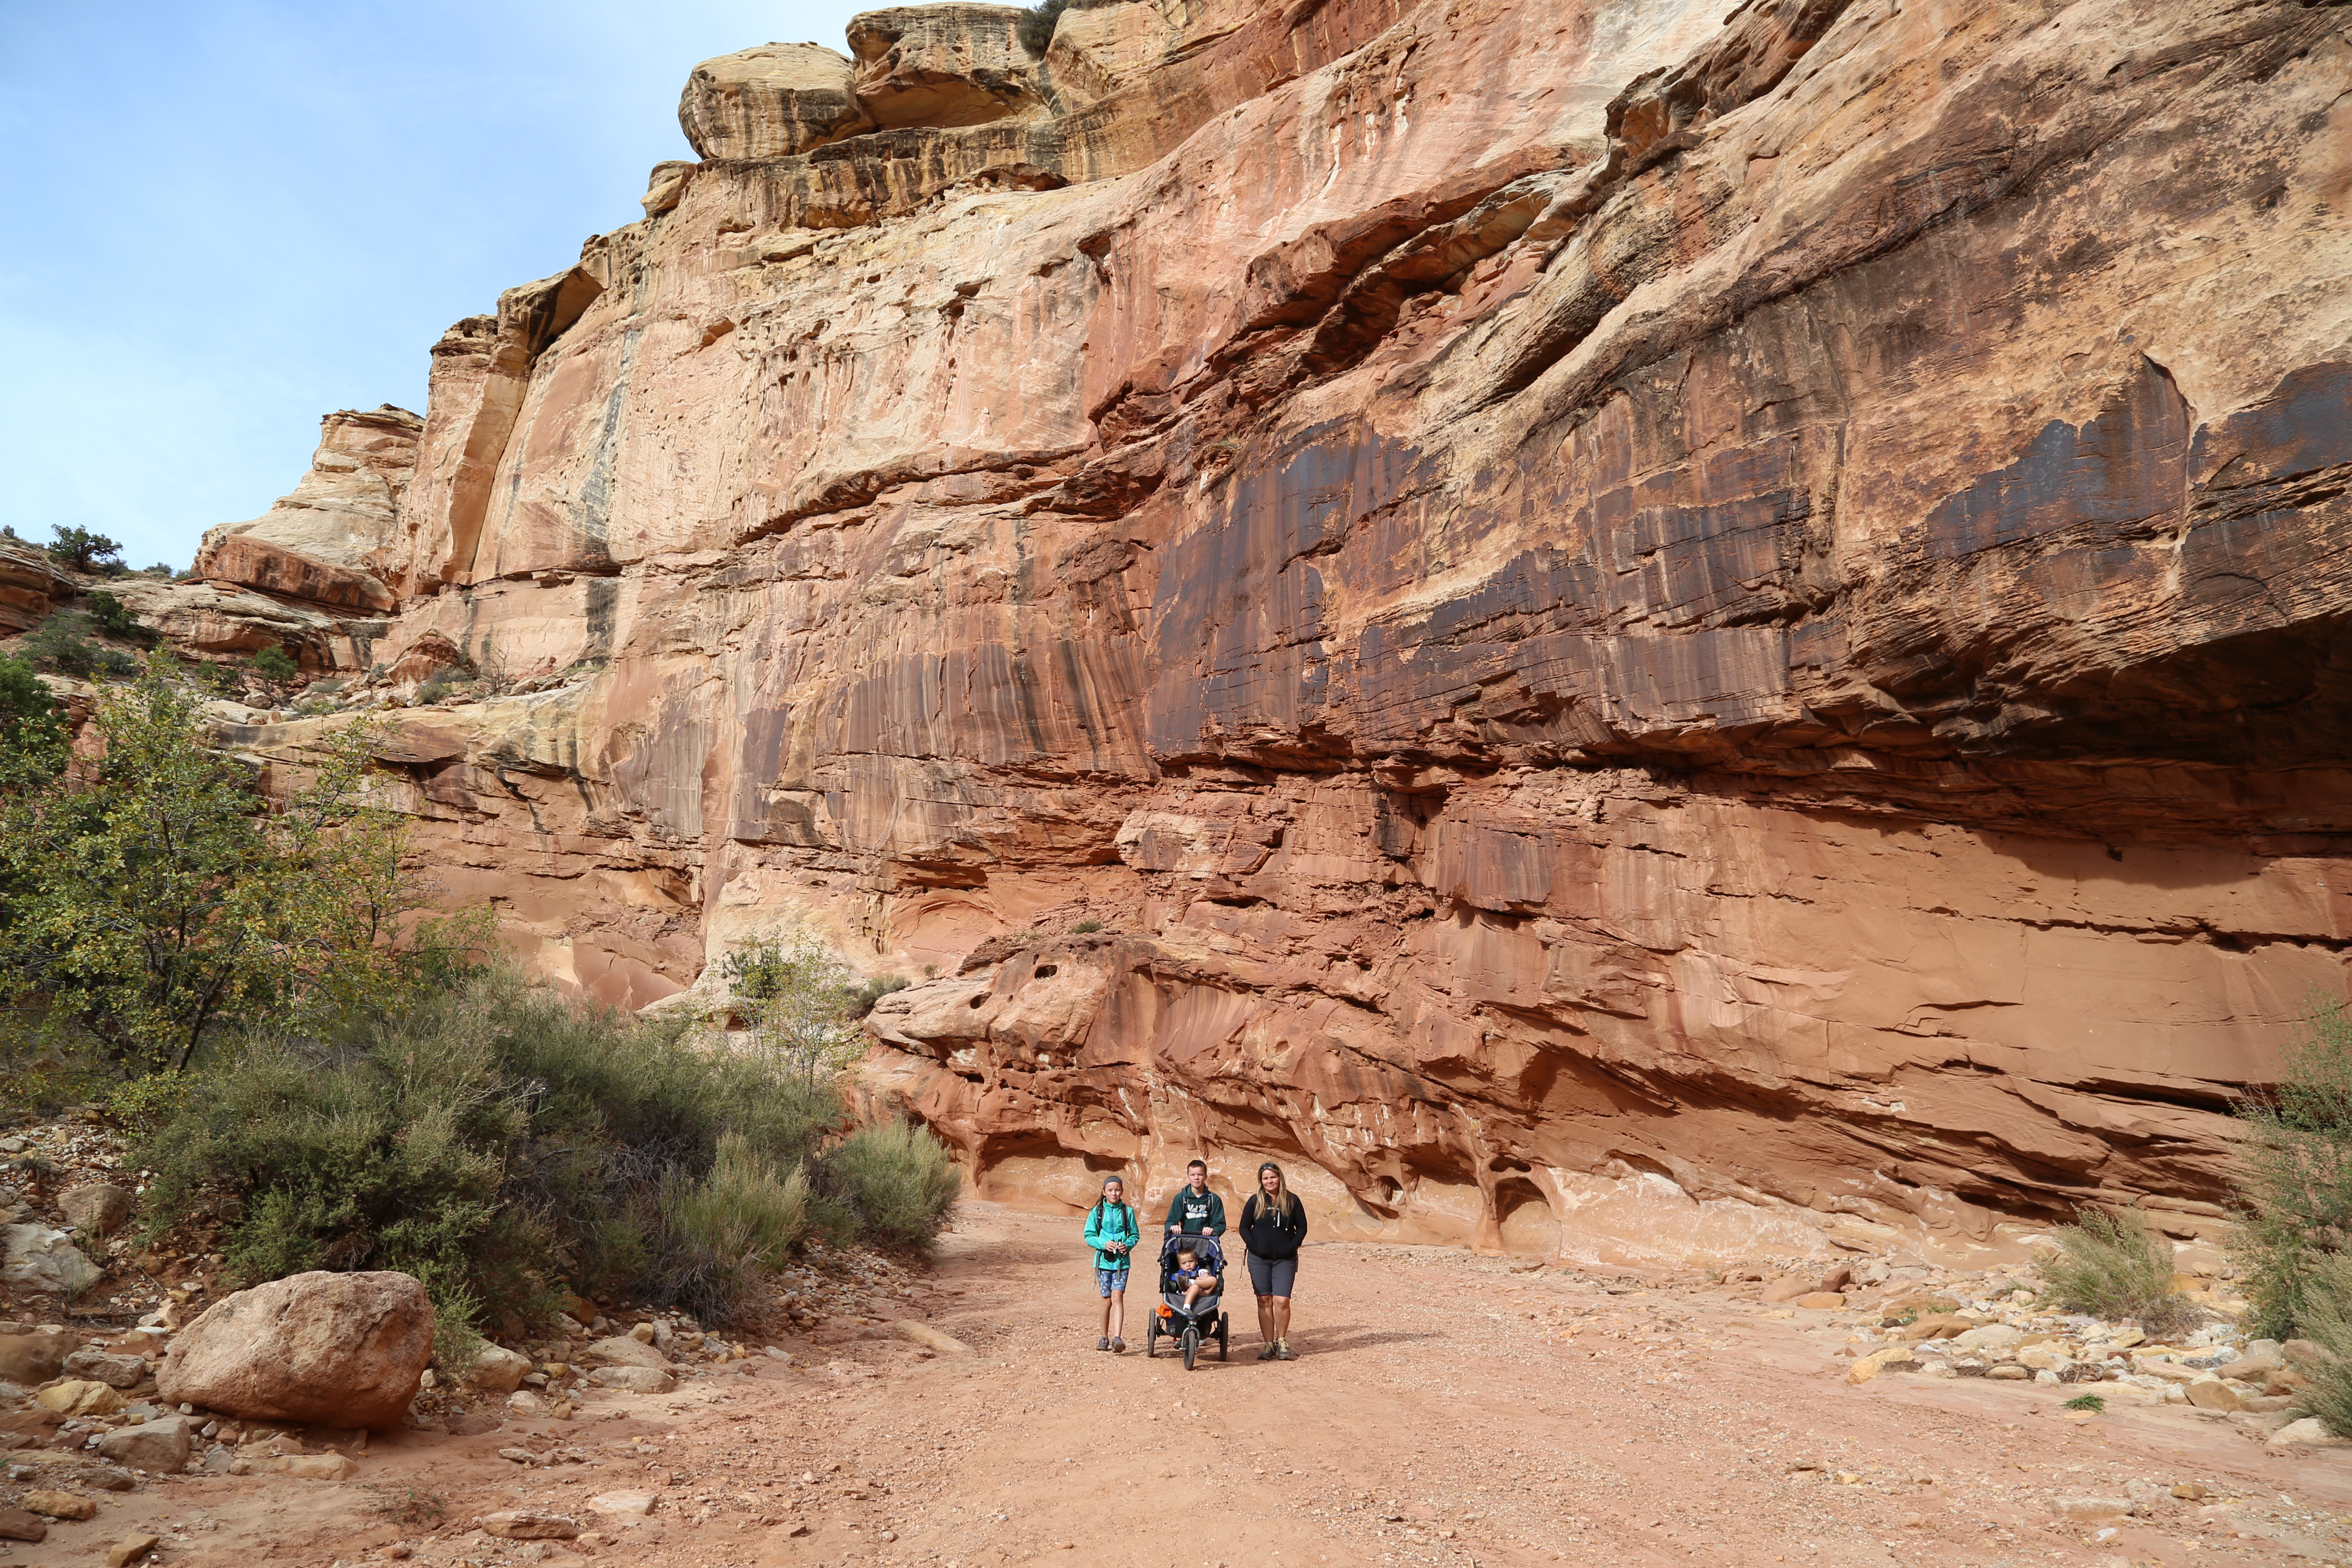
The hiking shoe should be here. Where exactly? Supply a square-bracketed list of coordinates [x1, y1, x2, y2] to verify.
[1258, 1343, 1278, 1361]
[1096, 1336, 1111, 1351]
[1111, 1337, 1126, 1354]
[1275, 1340, 1296, 1360]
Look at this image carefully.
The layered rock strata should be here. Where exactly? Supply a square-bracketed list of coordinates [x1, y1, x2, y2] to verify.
[216, 0, 2352, 1262]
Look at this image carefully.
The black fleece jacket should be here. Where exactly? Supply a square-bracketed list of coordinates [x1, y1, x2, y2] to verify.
[1239, 1192, 1308, 1259]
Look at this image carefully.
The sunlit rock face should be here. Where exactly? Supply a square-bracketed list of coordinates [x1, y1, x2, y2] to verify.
[224, 0, 2352, 1264]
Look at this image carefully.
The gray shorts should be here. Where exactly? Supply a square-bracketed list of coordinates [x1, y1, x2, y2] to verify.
[1247, 1253, 1297, 1297]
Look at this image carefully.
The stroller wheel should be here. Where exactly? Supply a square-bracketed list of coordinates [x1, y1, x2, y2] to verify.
[1145, 1320, 1157, 1358]
[1182, 1325, 1200, 1371]
[1217, 1317, 1229, 1361]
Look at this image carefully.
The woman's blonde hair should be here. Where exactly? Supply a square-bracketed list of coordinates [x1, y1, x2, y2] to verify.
[1245, 1160, 1301, 1224]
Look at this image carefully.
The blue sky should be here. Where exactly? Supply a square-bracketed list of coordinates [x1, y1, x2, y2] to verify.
[0, 0, 867, 571]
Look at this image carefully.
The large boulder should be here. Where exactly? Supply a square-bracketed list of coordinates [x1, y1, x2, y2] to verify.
[677, 42, 871, 159]
[0, 1226, 101, 1296]
[157, 1270, 432, 1430]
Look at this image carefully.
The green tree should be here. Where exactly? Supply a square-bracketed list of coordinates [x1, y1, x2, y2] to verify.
[46, 525, 122, 573]
[254, 645, 301, 682]
[0, 659, 450, 1073]
[2237, 995, 2352, 1337]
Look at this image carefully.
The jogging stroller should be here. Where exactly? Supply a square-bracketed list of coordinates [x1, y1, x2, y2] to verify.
[1145, 1232, 1230, 1369]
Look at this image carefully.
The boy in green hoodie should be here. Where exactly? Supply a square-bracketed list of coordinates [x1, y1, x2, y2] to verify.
[1164, 1158, 1227, 1237]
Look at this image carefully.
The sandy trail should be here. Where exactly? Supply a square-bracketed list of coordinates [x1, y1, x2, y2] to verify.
[21, 1204, 2352, 1568]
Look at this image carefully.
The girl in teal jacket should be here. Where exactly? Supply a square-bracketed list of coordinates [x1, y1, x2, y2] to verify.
[1084, 1176, 1141, 1353]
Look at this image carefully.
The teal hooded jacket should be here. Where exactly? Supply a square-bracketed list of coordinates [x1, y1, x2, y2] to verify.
[1083, 1200, 1141, 1271]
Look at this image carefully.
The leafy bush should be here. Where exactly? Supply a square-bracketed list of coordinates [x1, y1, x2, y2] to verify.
[81, 590, 153, 645]
[46, 525, 122, 573]
[820, 1119, 960, 1250]
[20, 611, 133, 678]
[1015, 0, 1069, 52]
[1072, 918, 1103, 934]
[0, 665, 459, 1072]
[2238, 996, 2352, 1338]
[2040, 1209, 2198, 1338]
[2062, 1393, 2106, 1413]
[254, 645, 301, 682]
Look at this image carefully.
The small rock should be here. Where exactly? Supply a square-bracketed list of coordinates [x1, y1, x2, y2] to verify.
[444, 1412, 502, 1436]
[0, 1506, 47, 1543]
[590, 1365, 676, 1395]
[497, 1447, 539, 1464]
[585, 1491, 655, 1516]
[1899, 1314, 1973, 1343]
[576, 1336, 669, 1371]
[98, 1415, 194, 1472]
[36, 1380, 125, 1418]
[505, 1390, 548, 1415]
[0, 1332, 68, 1385]
[21, 1489, 97, 1521]
[1951, 1324, 2024, 1353]
[0, 1225, 102, 1295]
[2186, 1375, 2245, 1412]
[2173, 1482, 2212, 1501]
[1793, 1292, 1846, 1310]
[627, 1323, 656, 1344]
[1986, 1365, 2031, 1381]
[465, 1345, 533, 1394]
[1846, 1347, 1919, 1384]
[2268, 1417, 2351, 1449]
[478, 1511, 580, 1540]
[65, 1350, 150, 1390]
[2050, 1497, 2132, 1522]
[106, 1532, 160, 1566]
[59, 1185, 136, 1239]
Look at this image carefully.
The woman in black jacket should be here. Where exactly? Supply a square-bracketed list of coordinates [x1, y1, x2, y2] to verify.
[1238, 1161, 1308, 1360]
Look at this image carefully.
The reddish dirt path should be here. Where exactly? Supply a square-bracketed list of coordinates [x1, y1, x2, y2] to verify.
[20, 1204, 2352, 1568]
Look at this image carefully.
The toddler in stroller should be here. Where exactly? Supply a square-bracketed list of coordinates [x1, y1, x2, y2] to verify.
[1146, 1232, 1230, 1369]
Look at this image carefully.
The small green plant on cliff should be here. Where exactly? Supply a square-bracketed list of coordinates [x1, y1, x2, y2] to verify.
[1016, 0, 1070, 53]
[82, 590, 153, 645]
[2039, 1208, 2198, 1338]
[2235, 994, 2352, 1338]
[253, 644, 300, 682]
[1072, 918, 1103, 934]
[19, 610, 133, 679]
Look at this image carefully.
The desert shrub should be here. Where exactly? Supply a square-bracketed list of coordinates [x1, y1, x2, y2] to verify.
[2237, 996, 2352, 1338]
[1072, 918, 1103, 934]
[254, 645, 300, 682]
[415, 668, 463, 703]
[2040, 1208, 2199, 1338]
[820, 1119, 960, 1250]
[1015, 0, 1069, 52]
[138, 965, 860, 1330]
[2062, 1393, 2106, 1414]
[20, 610, 132, 678]
[2290, 1251, 2352, 1435]
[848, 974, 911, 1017]
[657, 1134, 815, 1322]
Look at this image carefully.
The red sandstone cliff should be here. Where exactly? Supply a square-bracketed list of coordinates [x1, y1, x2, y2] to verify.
[199, 0, 2352, 1264]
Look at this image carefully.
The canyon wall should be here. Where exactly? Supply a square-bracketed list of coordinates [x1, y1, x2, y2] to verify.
[202, 0, 2352, 1264]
